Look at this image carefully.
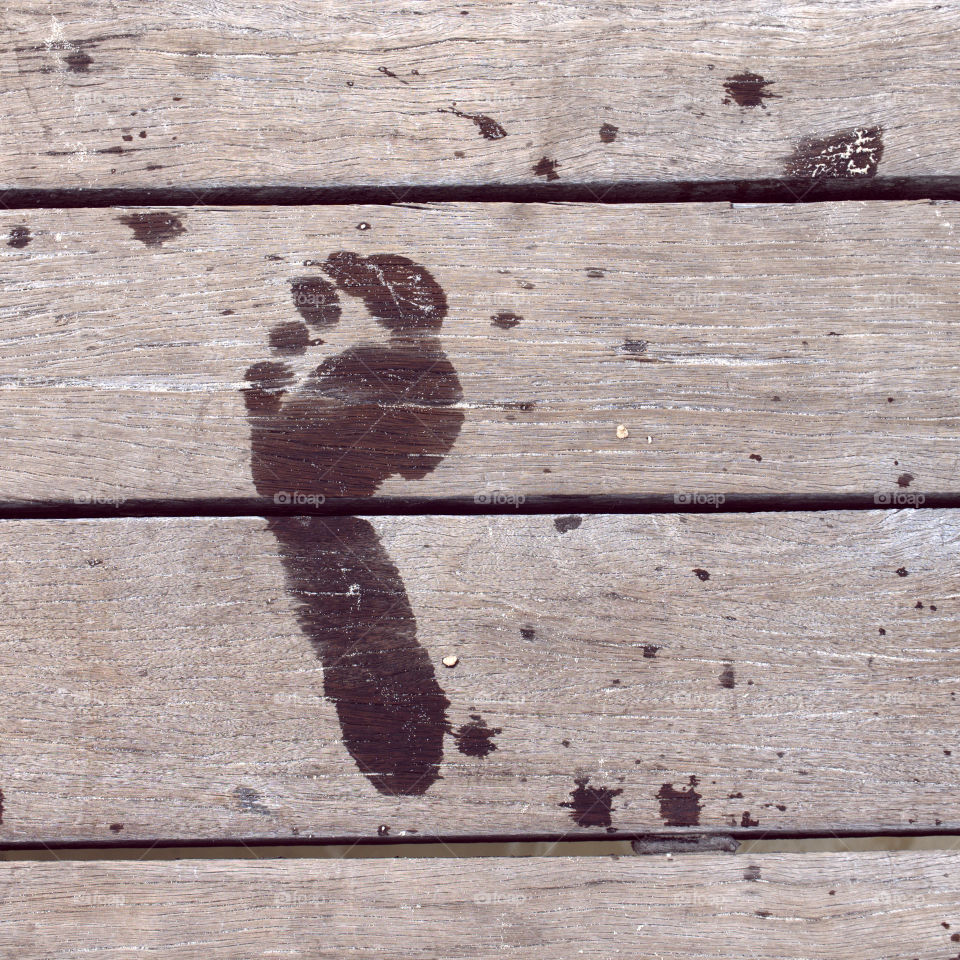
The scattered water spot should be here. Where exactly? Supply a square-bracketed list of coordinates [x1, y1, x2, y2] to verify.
[491, 311, 522, 329]
[453, 714, 501, 758]
[656, 776, 702, 826]
[109, 822, 124, 833]
[784, 126, 884, 179]
[693, 568, 711, 581]
[723, 72, 779, 108]
[532, 156, 560, 181]
[560, 776, 623, 828]
[599, 122, 619, 143]
[117, 212, 186, 247]
[7, 225, 31, 248]
[643, 645, 660, 659]
[438, 105, 507, 140]
[897, 473, 913, 488]
[554, 515, 582, 534]
[720, 663, 736, 688]
[744, 864, 761, 881]
[520, 627, 536, 640]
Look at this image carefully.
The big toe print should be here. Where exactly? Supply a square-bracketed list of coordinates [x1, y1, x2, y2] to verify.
[244, 252, 463, 796]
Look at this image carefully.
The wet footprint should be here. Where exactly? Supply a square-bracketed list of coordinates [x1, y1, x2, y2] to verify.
[243, 252, 464, 796]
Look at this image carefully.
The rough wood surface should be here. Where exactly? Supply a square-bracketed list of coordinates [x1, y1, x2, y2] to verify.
[1, 200, 959, 506]
[1, 509, 958, 843]
[3, 853, 960, 958]
[1, 1, 958, 192]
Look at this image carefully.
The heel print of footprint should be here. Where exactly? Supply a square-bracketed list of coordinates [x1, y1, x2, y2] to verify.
[243, 252, 464, 796]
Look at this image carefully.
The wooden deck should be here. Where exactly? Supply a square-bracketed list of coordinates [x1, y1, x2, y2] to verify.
[1, 1, 959, 957]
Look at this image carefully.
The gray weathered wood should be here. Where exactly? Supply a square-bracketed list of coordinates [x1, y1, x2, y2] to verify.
[0, 509, 958, 843]
[2, 853, 960, 958]
[1, 200, 960, 505]
[1, 1, 958, 191]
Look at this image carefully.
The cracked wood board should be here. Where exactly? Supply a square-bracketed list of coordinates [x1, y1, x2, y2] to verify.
[1, 200, 959, 506]
[0, 510, 957, 843]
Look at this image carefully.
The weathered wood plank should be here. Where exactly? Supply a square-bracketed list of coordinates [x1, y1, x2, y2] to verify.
[1, 200, 959, 506]
[3, 853, 960, 958]
[1, 1, 958, 192]
[1, 510, 958, 843]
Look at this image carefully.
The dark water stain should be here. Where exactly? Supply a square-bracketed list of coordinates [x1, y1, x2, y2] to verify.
[599, 122, 619, 143]
[749, 453, 762, 462]
[0, 788, 4, 823]
[560, 776, 623, 828]
[7, 225, 31, 248]
[520, 627, 536, 640]
[586, 268, 605, 278]
[117, 212, 186, 247]
[532, 156, 560, 181]
[741, 810, 759, 827]
[643, 645, 660, 658]
[744, 864, 761, 881]
[98, 145, 127, 155]
[897, 473, 914, 488]
[897, 567, 909, 577]
[378, 824, 390, 836]
[266, 321, 312, 355]
[693, 568, 711, 581]
[323, 252, 448, 333]
[756, 909, 771, 918]
[723, 72, 779, 108]
[439, 105, 507, 140]
[64, 48, 94, 72]
[784, 126, 884, 179]
[720, 663, 736, 688]
[656, 775, 702, 826]
[267, 516, 450, 795]
[453, 714, 501, 758]
[234, 786, 271, 815]
[290, 276, 342, 330]
[491, 311, 522, 329]
[244, 252, 461, 796]
[554, 515, 582, 534]
[109, 822, 124, 832]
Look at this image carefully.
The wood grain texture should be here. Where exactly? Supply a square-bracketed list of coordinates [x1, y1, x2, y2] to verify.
[1, 200, 960, 506]
[1, 509, 958, 843]
[0, 1, 958, 191]
[3, 853, 960, 958]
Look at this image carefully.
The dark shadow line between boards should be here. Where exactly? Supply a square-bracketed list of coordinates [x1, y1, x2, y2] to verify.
[0, 493, 959, 521]
[2, 176, 960, 209]
[1, 826, 959, 856]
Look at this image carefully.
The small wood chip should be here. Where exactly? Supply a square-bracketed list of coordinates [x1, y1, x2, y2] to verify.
[616, 424, 629, 439]
[442, 655, 459, 668]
